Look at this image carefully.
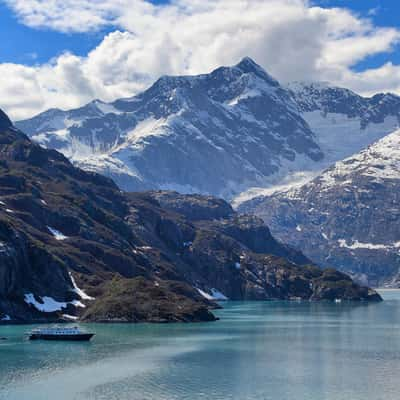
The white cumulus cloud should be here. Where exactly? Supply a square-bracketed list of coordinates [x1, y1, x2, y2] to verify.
[2, 0, 400, 120]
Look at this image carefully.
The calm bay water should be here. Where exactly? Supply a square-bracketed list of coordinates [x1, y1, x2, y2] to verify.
[1, 290, 400, 400]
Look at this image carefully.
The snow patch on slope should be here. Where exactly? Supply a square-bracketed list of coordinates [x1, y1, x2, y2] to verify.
[24, 293, 86, 313]
[93, 100, 123, 115]
[62, 314, 79, 320]
[227, 88, 262, 106]
[304, 112, 399, 164]
[31, 129, 70, 148]
[232, 170, 318, 207]
[197, 288, 228, 301]
[338, 240, 388, 250]
[316, 129, 400, 189]
[69, 272, 95, 300]
[47, 226, 68, 241]
[126, 117, 169, 143]
[338, 239, 400, 252]
[76, 154, 142, 179]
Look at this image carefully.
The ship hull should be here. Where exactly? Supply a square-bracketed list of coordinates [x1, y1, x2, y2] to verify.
[29, 333, 94, 341]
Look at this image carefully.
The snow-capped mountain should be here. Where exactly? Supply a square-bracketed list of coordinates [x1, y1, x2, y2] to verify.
[240, 130, 400, 287]
[288, 81, 400, 161]
[233, 80, 400, 205]
[16, 58, 400, 200]
[16, 58, 325, 198]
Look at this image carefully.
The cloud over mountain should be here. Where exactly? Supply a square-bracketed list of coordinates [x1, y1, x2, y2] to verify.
[2, 0, 400, 119]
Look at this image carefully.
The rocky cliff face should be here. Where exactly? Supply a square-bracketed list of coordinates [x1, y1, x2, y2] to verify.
[0, 109, 381, 323]
[0, 109, 12, 130]
[240, 130, 400, 287]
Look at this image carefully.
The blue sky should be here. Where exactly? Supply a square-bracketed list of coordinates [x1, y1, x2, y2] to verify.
[0, 0, 166, 64]
[314, 0, 400, 70]
[0, 2, 110, 64]
[2, 0, 400, 120]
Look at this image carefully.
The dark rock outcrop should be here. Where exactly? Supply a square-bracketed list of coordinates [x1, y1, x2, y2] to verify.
[0, 110, 12, 130]
[81, 277, 217, 323]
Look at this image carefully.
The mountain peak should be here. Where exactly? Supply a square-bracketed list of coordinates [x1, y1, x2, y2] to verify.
[234, 57, 279, 86]
[236, 56, 260, 69]
[0, 109, 13, 130]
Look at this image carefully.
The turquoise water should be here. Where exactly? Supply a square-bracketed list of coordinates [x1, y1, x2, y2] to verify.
[1, 290, 400, 400]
